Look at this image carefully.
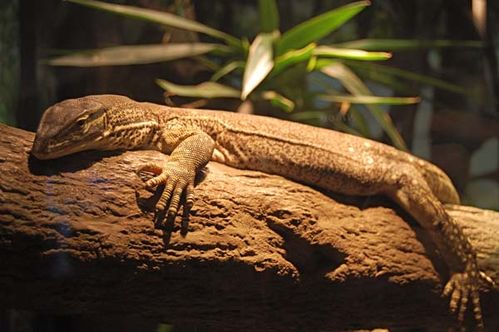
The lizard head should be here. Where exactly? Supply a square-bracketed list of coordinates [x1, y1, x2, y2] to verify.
[32, 94, 134, 160]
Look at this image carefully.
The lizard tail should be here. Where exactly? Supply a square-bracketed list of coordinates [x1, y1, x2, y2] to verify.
[418, 160, 460, 204]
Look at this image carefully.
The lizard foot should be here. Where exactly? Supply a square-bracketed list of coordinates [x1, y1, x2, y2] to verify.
[443, 263, 484, 330]
[137, 162, 195, 221]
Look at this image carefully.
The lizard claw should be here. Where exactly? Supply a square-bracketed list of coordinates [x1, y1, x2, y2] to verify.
[443, 264, 484, 330]
[137, 162, 196, 223]
[479, 270, 497, 290]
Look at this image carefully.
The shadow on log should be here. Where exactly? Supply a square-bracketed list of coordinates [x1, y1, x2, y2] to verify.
[0, 123, 498, 331]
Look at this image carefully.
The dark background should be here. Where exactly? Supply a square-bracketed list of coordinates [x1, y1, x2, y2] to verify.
[0, 0, 498, 330]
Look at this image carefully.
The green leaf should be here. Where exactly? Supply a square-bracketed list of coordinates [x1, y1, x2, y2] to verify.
[66, 0, 241, 47]
[321, 61, 408, 150]
[47, 43, 220, 66]
[318, 94, 420, 105]
[193, 56, 221, 72]
[259, 0, 279, 33]
[314, 46, 391, 61]
[261, 91, 295, 112]
[341, 62, 413, 94]
[156, 79, 240, 98]
[347, 61, 474, 96]
[348, 106, 371, 137]
[275, 1, 370, 56]
[336, 39, 483, 51]
[272, 43, 316, 77]
[211, 60, 244, 82]
[333, 116, 365, 136]
[290, 110, 326, 121]
[241, 32, 276, 99]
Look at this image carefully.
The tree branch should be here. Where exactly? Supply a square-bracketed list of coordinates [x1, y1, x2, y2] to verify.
[0, 123, 497, 331]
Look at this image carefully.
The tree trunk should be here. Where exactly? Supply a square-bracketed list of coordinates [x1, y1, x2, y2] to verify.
[0, 123, 497, 331]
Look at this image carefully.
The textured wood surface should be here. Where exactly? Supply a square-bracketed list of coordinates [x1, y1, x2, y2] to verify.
[0, 123, 497, 331]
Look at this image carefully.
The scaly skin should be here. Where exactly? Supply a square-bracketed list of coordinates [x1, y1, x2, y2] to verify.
[32, 95, 493, 329]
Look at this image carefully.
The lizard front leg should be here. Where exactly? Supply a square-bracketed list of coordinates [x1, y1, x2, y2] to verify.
[138, 132, 215, 223]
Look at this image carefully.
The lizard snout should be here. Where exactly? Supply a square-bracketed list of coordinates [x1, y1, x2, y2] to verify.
[31, 135, 50, 160]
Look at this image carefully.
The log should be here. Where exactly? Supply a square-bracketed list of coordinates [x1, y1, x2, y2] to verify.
[0, 123, 497, 331]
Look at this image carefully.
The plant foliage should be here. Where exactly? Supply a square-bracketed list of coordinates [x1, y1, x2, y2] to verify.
[51, 0, 481, 149]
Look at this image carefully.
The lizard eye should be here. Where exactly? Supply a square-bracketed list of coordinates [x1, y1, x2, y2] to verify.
[75, 116, 88, 128]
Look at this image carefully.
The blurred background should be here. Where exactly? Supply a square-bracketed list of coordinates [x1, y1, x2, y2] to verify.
[0, 1, 498, 331]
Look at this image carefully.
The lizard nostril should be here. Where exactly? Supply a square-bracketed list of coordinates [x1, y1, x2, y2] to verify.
[31, 136, 48, 159]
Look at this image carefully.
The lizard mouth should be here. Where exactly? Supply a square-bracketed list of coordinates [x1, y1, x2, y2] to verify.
[31, 135, 95, 160]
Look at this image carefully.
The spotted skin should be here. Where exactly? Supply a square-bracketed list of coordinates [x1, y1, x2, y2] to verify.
[32, 95, 493, 329]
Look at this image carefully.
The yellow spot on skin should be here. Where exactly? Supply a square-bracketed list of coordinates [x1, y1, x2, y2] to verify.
[363, 142, 372, 148]
[348, 147, 355, 153]
[418, 160, 425, 166]
[411, 179, 418, 185]
[366, 157, 374, 164]
[408, 156, 415, 162]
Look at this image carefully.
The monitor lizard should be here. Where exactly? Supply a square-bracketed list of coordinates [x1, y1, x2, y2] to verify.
[31, 94, 494, 329]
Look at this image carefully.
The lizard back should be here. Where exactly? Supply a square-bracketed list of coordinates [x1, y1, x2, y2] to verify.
[144, 102, 460, 204]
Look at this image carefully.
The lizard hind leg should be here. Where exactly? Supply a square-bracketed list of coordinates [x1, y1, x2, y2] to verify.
[385, 168, 484, 329]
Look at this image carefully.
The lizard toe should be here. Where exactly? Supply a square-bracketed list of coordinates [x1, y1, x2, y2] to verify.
[146, 173, 169, 189]
[471, 287, 484, 329]
[184, 183, 195, 213]
[457, 280, 469, 323]
[136, 163, 165, 186]
[137, 163, 163, 176]
[479, 271, 496, 289]
[167, 185, 184, 217]
[444, 273, 461, 314]
[156, 181, 175, 211]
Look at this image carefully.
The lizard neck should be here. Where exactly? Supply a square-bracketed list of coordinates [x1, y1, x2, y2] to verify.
[100, 105, 161, 151]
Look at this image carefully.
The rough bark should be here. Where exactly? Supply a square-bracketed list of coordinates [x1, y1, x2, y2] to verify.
[0, 123, 497, 331]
